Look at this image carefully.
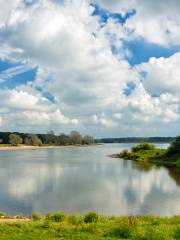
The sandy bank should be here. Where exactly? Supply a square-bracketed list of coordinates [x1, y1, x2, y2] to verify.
[0, 144, 97, 151]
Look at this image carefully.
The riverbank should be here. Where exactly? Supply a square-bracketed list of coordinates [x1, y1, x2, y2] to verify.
[111, 149, 179, 166]
[0, 144, 98, 151]
[111, 142, 180, 167]
[0, 212, 179, 240]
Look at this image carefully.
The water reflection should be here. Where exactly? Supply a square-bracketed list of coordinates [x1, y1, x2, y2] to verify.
[132, 160, 180, 186]
[0, 144, 179, 216]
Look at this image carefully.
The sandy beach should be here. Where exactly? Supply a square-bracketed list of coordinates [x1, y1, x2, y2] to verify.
[0, 144, 97, 151]
[0, 145, 64, 151]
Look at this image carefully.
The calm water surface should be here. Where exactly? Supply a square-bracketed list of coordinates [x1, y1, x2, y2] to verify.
[0, 143, 179, 216]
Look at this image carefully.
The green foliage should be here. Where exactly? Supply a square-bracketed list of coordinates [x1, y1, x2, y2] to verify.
[173, 227, 180, 239]
[107, 224, 131, 238]
[0, 213, 179, 240]
[112, 139, 180, 165]
[84, 212, 98, 223]
[0, 131, 94, 146]
[46, 211, 65, 222]
[120, 150, 129, 158]
[132, 142, 155, 152]
[31, 211, 41, 221]
[167, 136, 180, 156]
[16, 213, 24, 219]
[113, 148, 166, 162]
[67, 215, 83, 225]
[45, 212, 51, 220]
[176, 160, 180, 167]
[0, 211, 7, 217]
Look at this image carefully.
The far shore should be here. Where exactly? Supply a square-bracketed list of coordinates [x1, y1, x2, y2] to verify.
[0, 144, 99, 151]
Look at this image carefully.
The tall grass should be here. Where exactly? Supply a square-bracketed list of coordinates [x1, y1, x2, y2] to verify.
[0, 212, 179, 239]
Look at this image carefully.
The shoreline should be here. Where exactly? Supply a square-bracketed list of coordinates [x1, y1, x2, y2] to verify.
[111, 154, 180, 167]
[0, 144, 98, 151]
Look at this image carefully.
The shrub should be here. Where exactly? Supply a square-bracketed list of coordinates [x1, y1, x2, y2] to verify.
[32, 211, 41, 221]
[68, 215, 83, 225]
[167, 136, 180, 156]
[47, 211, 66, 222]
[132, 143, 155, 152]
[84, 212, 98, 223]
[45, 212, 52, 220]
[0, 211, 7, 218]
[120, 150, 130, 158]
[16, 213, 24, 219]
[176, 160, 180, 167]
[173, 227, 180, 239]
[108, 224, 131, 239]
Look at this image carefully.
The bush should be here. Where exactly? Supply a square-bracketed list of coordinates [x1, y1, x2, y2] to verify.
[167, 136, 180, 156]
[132, 143, 155, 152]
[176, 160, 180, 167]
[45, 212, 52, 220]
[16, 213, 24, 219]
[173, 227, 180, 239]
[32, 211, 41, 221]
[46, 211, 66, 222]
[84, 212, 98, 223]
[120, 150, 130, 158]
[68, 215, 83, 225]
[0, 211, 7, 218]
[107, 224, 131, 239]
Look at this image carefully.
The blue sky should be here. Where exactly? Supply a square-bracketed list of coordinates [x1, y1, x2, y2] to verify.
[124, 39, 180, 66]
[0, 0, 180, 137]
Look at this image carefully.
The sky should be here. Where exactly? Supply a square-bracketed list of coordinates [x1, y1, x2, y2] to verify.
[0, 0, 180, 137]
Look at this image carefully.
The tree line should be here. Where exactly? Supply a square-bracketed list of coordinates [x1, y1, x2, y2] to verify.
[0, 131, 94, 146]
[96, 137, 175, 143]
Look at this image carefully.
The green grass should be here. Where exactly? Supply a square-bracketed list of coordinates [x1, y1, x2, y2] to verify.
[0, 213, 180, 240]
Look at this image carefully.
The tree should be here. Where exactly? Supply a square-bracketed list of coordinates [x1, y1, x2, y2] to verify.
[25, 134, 42, 146]
[44, 131, 57, 144]
[9, 134, 22, 146]
[57, 134, 70, 145]
[83, 135, 94, 145]
[69, 131, 83, 145]
[167, 136, 180, 156]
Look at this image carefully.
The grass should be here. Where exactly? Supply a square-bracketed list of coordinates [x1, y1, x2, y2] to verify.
[0, 212, 179, 239]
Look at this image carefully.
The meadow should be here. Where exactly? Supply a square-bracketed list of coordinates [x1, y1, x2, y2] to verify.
[0, 212, 179, 240]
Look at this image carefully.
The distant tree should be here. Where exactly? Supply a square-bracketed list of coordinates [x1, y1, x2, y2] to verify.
[167, 136, 180, 156]
[69, 131, 83, 145]
[58, 134, 70, 145]
[83, 135, 94, 145]
[9, 134, 22, 146]
[45, 131, 57, 144]
[24, 134, 42, 146]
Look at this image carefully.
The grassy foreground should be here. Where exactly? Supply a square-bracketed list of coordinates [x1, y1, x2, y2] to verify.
[0, 212, 180, 240]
